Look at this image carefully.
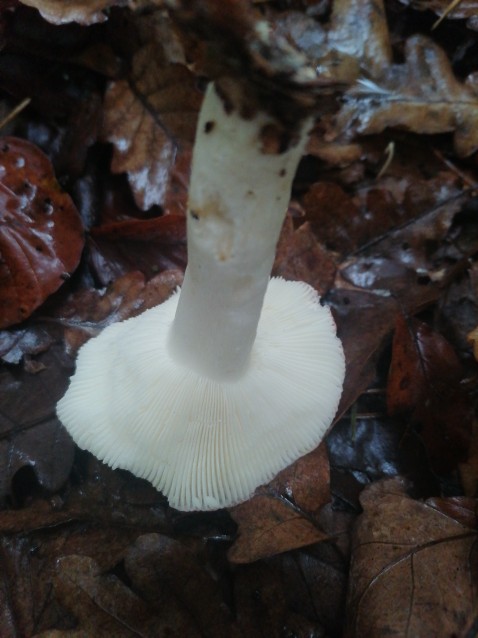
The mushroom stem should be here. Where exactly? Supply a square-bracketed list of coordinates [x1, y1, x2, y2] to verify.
[169, 83, 312, 380]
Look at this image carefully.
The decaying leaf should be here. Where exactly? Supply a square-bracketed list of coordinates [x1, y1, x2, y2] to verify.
[387, 314, 473, 472]
[125, 534, 239, 638]
[55, 269, 183, 354]
[274, 0, 391, 85]
[228, 443, 330, 563]
[0, 323, 54, 365]
[338, 35, 478, 156]
[0, 345, 74, 502]
[89, 214, 187, 284]
[347, 477, 478, 637]
[48, 555, 156, 636]
[102, 41, 201, 210]
[273, 214, 337, 295]
[0, 137, 84, 328]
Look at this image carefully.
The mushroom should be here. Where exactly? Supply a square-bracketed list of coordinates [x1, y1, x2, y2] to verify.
[57, 79, 345, 512]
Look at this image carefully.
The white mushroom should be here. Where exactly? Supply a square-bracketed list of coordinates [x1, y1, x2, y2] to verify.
[57, 82, 345, 511]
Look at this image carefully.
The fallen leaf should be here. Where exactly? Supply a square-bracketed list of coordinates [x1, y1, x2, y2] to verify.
[326, 0, 392, 80]
[347, 477, 478, 637]
[233, 562, 288, 636]
[302, 181, 362, 254]
[278, 545, 348, 636]
[55, 269, 183, 354]
[89, 214, 187, 284]
[0, 345, 74, 502]
[327, 416, 438, 508]
[102, 41, 201, 210]
[0, 137, 84, 328]
[50, 555, 156, 636]
[338, 35, 478, 157]
[273, 215, 337, 295]
[125, 534, 238, 638]
[387, 314, 473, 472]
[273, 0, 391, 84]
[228, 443, 330, 563]
[0, 324, 54, 364]
[426, 495, 478, 528]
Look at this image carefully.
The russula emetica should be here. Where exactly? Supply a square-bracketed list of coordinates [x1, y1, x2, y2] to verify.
[57, 82, 345, 511]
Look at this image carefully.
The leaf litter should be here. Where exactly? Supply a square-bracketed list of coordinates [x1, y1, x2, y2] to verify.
[1, 0, 478, 635]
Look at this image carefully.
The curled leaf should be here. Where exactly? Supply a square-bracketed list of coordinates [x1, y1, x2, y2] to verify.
[0, 137, 83, 328]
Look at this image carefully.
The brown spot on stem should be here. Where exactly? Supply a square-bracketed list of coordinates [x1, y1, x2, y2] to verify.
[214, 83, 234, 115]
[259, 124, 294, 155]
[204, 121, 215, 133]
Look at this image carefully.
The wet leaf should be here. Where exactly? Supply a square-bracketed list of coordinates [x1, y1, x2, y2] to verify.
[102, 41, 201, 210]
[233, 562, 288, 637]
[55, 269, 183, 354]
[338, 35, 478, 157]
[125, 534, 238, 638]
[0, 323, 54, 365]
[0, 344, 74, 502]
[278, 544, 348, 636]
[327, 416, 438, 508]
[228, 443, 330, 563]
[89, 214, 187, 284]
[347, 477, 478, 637]
[273, 215, 337, 295]
[0, 137, 84, 328]
[387, 314, 473, 472]
[49, 555, 155, 637]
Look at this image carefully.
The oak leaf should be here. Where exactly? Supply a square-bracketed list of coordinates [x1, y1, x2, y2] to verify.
[338, 35, 478, 156]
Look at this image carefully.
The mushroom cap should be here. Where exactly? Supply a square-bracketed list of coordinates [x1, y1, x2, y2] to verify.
[57, 277, 345, 511]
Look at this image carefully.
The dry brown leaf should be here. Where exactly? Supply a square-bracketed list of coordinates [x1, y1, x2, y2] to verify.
[18, 0, 124, 25]
[347, 477, 478, 637]
[102, 41, 201, 210]
[338, 34, 478, 157]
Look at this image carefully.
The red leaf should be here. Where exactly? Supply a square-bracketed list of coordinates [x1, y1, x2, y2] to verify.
[0, 137, 83, 328]
[387, 314, 473, 472]
[89, 215, 187, 283]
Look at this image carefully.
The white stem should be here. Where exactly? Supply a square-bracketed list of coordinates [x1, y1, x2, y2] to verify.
[169, 83, 311, 380]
